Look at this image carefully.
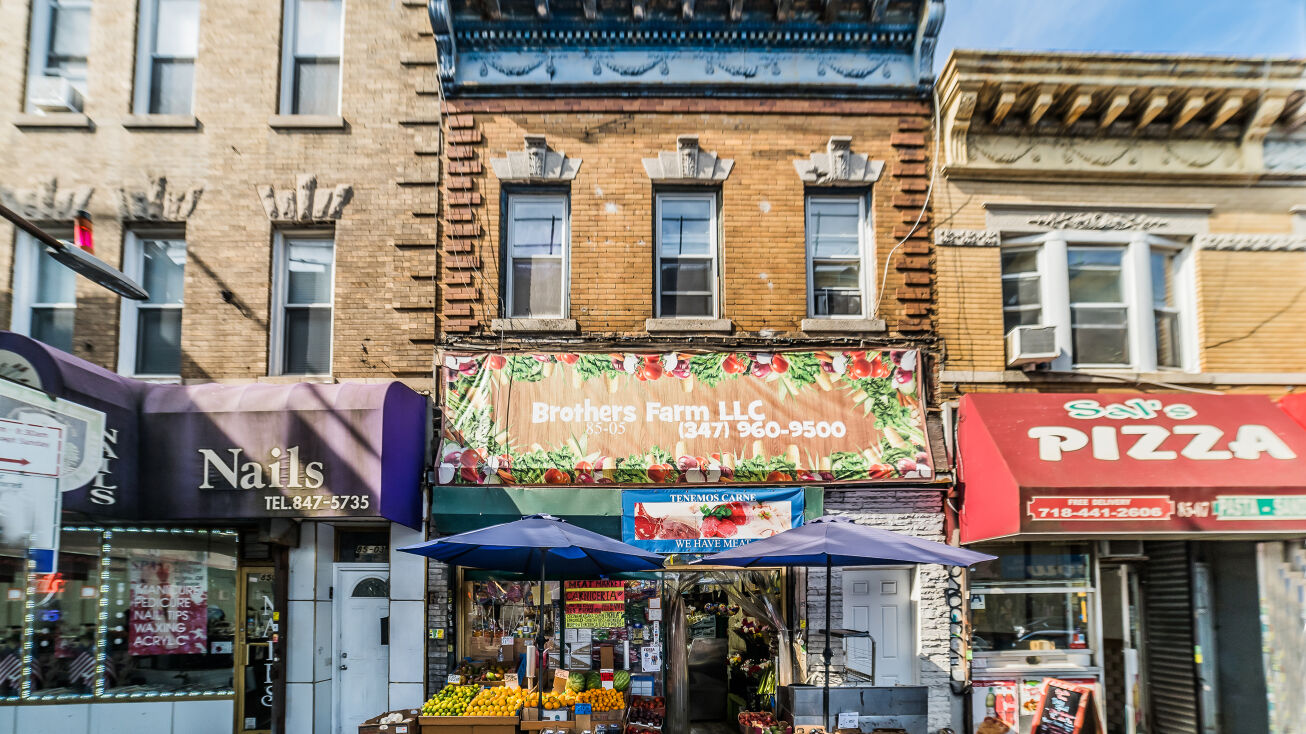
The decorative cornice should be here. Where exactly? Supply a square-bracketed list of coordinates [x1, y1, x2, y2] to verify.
[1027, 211, 1167, 231]
[490, 135, 581, 181]
[0, 178, 93, 221]
[792, 136, 884, 185]
[1265, 140, 1306, 172]
[643, 135, 733, 183]
[115, 177, 203, 221]
[935, 229, 999, 246]
[1196, 233, 1306, 252]
[256, 174, 354, 223]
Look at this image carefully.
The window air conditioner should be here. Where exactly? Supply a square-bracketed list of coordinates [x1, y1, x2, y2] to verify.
[29, 76, 83, 113]
[1005, 325, 1059, 368]
[1100, 540, 1146, 559]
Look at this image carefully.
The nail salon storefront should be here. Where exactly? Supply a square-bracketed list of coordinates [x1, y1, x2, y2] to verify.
[0, 333, 428, 734]
[957, 392, 1306, 734]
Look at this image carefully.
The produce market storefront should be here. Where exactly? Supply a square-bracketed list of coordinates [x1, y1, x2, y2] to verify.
[957, 392, 1306, 734]
[429, 350, 957, 734]
[0, 333, 428, 734]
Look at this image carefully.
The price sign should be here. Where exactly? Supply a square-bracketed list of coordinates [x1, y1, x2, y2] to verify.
[447, 674, 462, 685]
[574, 703, 592, 715]
[501, 636, 514, 646]
[1031, 679, 1102, 734]
[506, 673, 519, 688]
[837, 712, 859, 730]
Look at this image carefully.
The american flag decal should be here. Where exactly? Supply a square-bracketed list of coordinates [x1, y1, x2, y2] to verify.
[0, 653, 20, 688]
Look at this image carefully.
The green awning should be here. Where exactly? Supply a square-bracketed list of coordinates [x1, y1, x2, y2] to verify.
[431, 486, 824, 537]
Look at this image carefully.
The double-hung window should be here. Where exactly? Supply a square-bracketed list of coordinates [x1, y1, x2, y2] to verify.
[280, 0, 343, 115]
[119, 232, 186, 377]
[133, 0, 199, 114]
[11, 230, 76, 352]
[806, 195, 868, 318]
[998, 231, 1193, 371]
[505, 194, 568, 318]
[655, 192, 718, 318]
[271, 233, 334, 375]
[25, 0, 91, 112]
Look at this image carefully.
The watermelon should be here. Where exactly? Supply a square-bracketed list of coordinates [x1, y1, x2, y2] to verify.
[585, 671, 602, 691]
[567, 672, 587, 693]
[613, 670, 631, 692]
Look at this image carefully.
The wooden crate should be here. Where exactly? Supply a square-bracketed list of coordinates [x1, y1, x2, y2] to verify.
[418, 715, 519, 734]
[360, 710, 420, 734]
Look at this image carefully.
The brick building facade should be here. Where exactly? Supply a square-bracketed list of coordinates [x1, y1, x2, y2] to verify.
[935, 51, 1306, 734]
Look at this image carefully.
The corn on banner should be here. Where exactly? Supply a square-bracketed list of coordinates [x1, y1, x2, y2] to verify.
[437, 350, 931, 486]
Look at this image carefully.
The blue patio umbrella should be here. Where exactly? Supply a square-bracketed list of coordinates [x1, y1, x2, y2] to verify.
[697, 516, 995, 725]
[400, 514, 664, 713]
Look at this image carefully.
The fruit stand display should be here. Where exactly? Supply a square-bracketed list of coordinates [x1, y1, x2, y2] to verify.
[737, 711, 793, 734]
[419, 685, 529, 734]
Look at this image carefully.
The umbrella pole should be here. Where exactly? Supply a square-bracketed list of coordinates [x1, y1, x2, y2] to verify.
[823, 556, 832, 729]
[537, 553, 546, 720]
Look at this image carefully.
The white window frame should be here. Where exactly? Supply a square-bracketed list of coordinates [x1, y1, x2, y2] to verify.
[1000, 230, 1197, 373]
[654, 191, 719, 319]
[278, 0, 344, 115]
[805, 193, 871, 319]
[269, 231, 335, 376]
[504, 193, 569, 319]
[118, 230, 186, 379]
[25, 0, 91, 112]
[132, 0, 198, 115]
[11, 229, 76, 348]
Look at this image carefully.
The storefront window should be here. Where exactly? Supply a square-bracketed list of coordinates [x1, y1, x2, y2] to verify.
[0, 552, 25, 699]
[29, 530, 101, 698]
[103, 529, 238, 696]
[971, 543, 1095, 655]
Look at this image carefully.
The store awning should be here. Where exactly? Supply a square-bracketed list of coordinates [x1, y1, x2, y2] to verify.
[958, 393, 1306, 542]
[432, 485, 825, 538]
[141, 382, 427, 528]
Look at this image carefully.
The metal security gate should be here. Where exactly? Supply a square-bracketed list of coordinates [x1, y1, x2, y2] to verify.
[1141, 542, 1199, 734]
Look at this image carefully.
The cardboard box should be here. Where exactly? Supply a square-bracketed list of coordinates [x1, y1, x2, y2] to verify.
[419, 715, 518, 734]
[599, 645, 614, 670]
[520, 713, 592, 732]
[360, 709, 420, 734]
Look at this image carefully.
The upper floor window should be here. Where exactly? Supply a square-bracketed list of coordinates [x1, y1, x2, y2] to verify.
[280, 0, 342, 115]
[133, 0, 199, 115]
[1000, 232, 1193, 372]
[271, 233, 334, 375]
[25, 0, 90, 113]
[806, 195, 868, 318]
[505, 194, 568, 319]
[11, 230, 76, 352]
[655, 192, 717, 319]
[119, 232, 186, 377]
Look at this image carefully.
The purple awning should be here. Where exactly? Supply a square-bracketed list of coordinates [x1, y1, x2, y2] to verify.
[0, 332, 427, 528]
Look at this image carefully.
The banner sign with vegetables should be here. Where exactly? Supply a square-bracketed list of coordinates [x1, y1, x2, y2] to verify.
[621, 487, 804, 554]
[438, 350, 931, 486]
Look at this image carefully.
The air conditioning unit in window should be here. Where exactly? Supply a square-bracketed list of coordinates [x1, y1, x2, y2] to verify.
[28, 76, 83, 113]
[1005, 325, 1059, 368]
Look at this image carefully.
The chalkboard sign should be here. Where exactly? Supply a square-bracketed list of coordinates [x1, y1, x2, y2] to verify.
[1030, 679, 1102, 734]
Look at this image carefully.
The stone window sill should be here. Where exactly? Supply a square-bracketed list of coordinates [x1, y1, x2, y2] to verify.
[490, 318, 579, 334]
[257, 374, 336, 384]
[14, 112, 92, 130]
[645, 318, 733, 334]
[269, 114, 346, 131]
[123, 114, 199, 130]
[800, 318, 887, 334]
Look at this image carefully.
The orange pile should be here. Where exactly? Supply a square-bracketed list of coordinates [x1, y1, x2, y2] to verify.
[464, 686, 532, 717]
[576, 687, 625, 712]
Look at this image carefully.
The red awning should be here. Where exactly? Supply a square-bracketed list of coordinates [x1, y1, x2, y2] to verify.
[1281, 394, 1306, 431]
[958, 393, 1306, 543]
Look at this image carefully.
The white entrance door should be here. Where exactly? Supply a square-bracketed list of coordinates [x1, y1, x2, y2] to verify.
[842, 568, 914, 685]
[334, 566, 390, 734]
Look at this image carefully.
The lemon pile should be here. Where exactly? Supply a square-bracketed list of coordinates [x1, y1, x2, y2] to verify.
[464, 686, 533, 716]
[422, 685, 478, 716]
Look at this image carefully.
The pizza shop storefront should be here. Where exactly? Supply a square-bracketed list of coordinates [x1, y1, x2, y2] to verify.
[956, 393, 1306, 734]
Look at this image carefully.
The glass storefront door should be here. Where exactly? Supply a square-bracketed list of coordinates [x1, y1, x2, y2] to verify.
[236, 567, 277, 734]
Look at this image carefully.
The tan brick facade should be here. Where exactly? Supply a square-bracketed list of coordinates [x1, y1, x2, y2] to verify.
[934, 51, 1306, 396]
[437, 99, 935, 342]
[0, 0, 438, 386]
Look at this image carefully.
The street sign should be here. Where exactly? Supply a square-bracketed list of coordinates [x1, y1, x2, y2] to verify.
[0, 419, 62, 476]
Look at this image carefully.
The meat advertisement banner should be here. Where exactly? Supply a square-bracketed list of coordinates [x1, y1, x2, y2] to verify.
[621, 487, 805, 554]
[128, 558, 208, 655]
[564, 580, 626, 628]
[438, 350, 931, 486]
